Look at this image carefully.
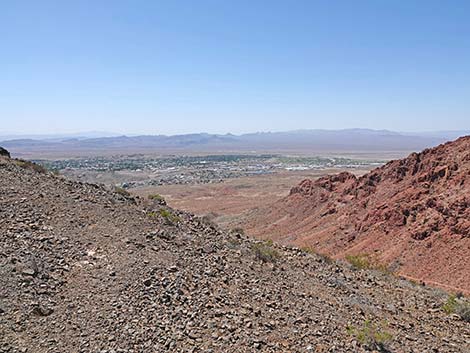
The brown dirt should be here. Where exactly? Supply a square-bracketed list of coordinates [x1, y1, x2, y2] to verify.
[236, 137, 470, 294]
[133, 169, 371, 226]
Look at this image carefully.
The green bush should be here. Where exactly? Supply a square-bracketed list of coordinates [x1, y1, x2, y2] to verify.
[148, 193, 165, 201]
[443, 294, 470, 322]
[159, 208, 180, 224]
[347, 320, 393, 350]
[252, 240, 280, 263]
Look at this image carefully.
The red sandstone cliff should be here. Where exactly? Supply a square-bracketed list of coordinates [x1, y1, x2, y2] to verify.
[242, 136, 470, 292]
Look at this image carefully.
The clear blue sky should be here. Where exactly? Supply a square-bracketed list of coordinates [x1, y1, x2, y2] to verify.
[1, 0, 469, 135]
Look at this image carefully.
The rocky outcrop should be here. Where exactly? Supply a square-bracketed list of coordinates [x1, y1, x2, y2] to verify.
[240, 136, 470, 293]
[0, 146, 10, 158]
[1, 153, 469, 352]
[290, 172, 357, 196]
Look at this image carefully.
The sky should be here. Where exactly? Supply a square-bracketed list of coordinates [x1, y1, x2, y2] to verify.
[1, 0, 470, 135]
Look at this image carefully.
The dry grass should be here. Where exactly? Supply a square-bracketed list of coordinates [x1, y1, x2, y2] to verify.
[346, 253, 389, 273]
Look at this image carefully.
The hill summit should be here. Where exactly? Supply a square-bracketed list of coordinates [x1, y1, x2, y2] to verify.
[240, 136, 470, 293]
[0, 152, 469, 352]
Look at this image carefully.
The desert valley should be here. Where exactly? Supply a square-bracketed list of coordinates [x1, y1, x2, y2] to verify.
[2, 2, 470, 351]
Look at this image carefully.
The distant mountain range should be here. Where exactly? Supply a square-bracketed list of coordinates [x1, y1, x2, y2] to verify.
[0, 131, 122, 141]
[1, 129, 469, 158]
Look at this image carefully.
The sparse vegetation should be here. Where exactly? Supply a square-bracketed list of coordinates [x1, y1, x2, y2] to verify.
[300, 245, 317, 255]
[442, 294, 470, 322]
[346, 254, 371, 270]
[346, 253, 389, 273]
[201, 214, 218, 228]
[300, 245, 333, 263]
[319, 253, 334, 264]
[231, 227, 245, 236]
[159, 208, 181, 224]
[148, 193, 165, 202]
[114, 186, 131, 197]
[252, 239, 280, 263]
[14, 159, 48, 174]
[226, 236, 242, 250]
[347, 320, 393, 351]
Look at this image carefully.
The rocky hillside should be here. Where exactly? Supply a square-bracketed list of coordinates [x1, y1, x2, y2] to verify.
[0, 153, 469, 352]
[239, 137, 470, 294]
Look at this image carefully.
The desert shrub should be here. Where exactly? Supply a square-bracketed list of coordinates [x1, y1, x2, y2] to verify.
[346, 254, 371, 270]
[201, 215, 218, 228]
[318, 253, 334, 264]
[347, 320, 393, 351]
[14, 159, 48, 174]
[443, 294, 470, 322]
[300, 245, 317, 255]
[226, 237, 241, 248]
[148, 193, 165, 201]
[159, 208, 181, 224]
[346, 253, 389, 273]
[114, 186, 131, 197]
[252, 240, 280, 263]
[200, 212, 220, 227]
[205, 211, 219, 219]
[442, 294, 458, 314]
[457, 303, 470, 322]
[231, 227, 245, 236]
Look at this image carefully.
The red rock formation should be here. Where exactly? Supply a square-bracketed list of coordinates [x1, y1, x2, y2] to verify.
[242, 136, 470, 292]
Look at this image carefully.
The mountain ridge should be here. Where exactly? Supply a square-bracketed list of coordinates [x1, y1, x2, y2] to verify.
[3, 129, 469, 158]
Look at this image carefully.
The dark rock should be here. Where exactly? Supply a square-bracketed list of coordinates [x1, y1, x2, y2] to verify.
[0, 146, 10, 158]
[32, 306, 53, 317]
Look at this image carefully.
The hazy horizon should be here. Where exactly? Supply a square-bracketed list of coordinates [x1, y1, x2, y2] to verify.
[2, 127, 470, 140]
[2, 1, 470, 135]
